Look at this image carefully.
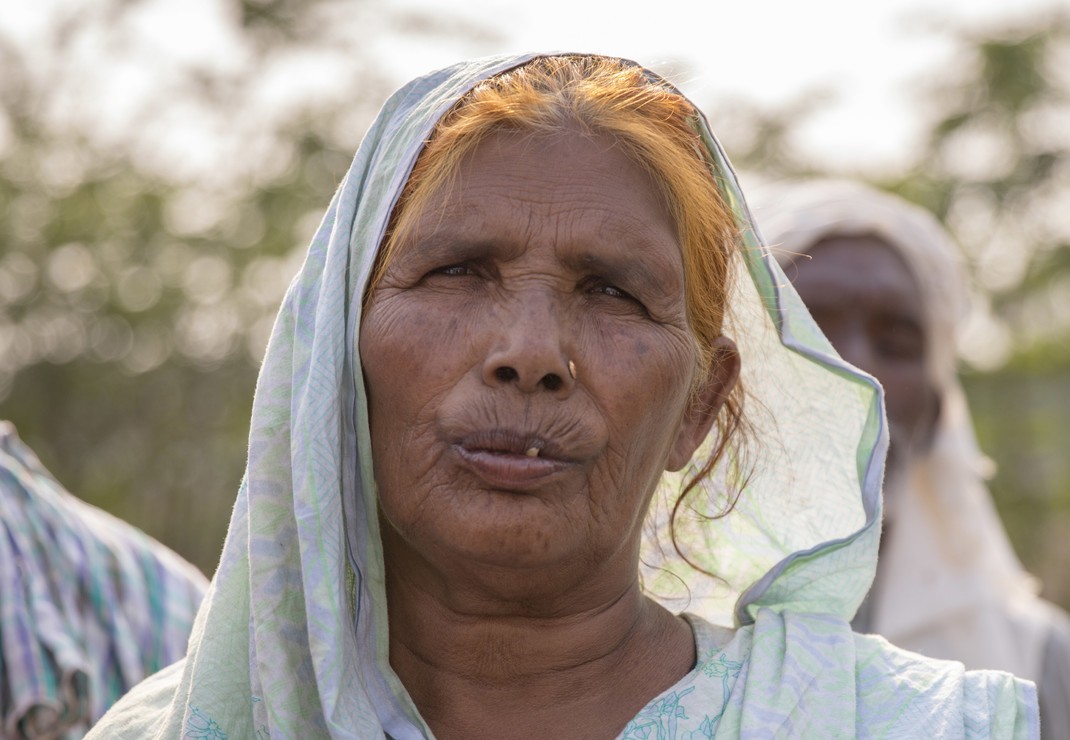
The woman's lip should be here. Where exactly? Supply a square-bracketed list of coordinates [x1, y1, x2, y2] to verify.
[455, 429, 573, 463]
[448, 428, 584, 489]
[453, 445, 573, 489]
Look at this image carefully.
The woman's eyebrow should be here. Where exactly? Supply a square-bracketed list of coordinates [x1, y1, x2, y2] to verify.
[567, 250, 679, 293]
[403, 235, 500, 265]
[399, 227, 681, 294]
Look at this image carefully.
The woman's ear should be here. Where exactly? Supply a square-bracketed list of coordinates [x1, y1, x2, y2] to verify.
[666, 336, 740, 471]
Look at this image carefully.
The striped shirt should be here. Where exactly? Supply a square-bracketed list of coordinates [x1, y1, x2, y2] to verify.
[0, 422, 208, 739]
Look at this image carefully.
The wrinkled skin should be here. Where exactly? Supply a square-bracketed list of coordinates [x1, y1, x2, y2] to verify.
[360, 127, 738, 608]
[787, 235, 940, 483]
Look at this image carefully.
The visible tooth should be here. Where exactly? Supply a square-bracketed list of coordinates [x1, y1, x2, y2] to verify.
[525, 447, 540, 458]
[568, 360, 577, 379]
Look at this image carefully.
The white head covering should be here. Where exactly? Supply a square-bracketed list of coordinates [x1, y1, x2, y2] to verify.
[756, 179, 1045, 680]
[87, 59, 1037, 739]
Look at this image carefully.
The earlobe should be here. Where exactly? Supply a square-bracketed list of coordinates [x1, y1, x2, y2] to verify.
[666, 336, 741, 471]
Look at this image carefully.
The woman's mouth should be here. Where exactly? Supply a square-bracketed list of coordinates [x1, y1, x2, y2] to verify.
[453, 429, 574, 489]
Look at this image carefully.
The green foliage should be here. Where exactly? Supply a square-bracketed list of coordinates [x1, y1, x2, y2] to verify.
[963, 368, 1070, 607]
[0, 0, 496, 573]
[0, 0, 394, 573]
[888, 13, 1070, 350]
[889, 20, 1070, 595]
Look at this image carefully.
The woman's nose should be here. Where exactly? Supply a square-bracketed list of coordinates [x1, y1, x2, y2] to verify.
[489, 363, 568, 392]
[482, 299, 575, 394]
[832, 328, 877, 377]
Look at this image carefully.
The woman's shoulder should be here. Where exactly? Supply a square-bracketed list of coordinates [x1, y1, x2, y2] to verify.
[852, 630, 1039, 738]
[668, 611, 1038, 738]
[86, 660, 184, 738]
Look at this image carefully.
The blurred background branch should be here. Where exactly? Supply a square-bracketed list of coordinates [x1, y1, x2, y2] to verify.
[0, 0, 495, 572]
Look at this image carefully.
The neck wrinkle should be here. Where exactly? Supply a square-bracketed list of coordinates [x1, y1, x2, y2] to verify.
[387, 578, 694, 737]
[388, 571, 651, 687]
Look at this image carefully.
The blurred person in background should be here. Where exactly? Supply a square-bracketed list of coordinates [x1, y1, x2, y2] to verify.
[758, 179, 1070, 738]
[0, 422, 208, 738]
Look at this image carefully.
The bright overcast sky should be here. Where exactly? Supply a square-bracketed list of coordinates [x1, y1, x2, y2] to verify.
[1, 0, 1062, 174]
[377, 0, 1062, 171]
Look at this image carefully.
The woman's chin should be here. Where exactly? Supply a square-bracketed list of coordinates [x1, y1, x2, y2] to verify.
[455, 503, 580, 565]
[396, 494, 595, 579]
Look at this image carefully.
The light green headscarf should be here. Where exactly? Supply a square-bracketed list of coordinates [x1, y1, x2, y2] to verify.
[88, 54, 1037, 738]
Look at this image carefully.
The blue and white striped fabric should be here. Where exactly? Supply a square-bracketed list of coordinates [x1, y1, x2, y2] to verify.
[0, 422, 207, 738]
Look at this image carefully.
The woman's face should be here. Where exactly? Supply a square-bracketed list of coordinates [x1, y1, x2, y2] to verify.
[360, 127, 735, 591]
[788, 235, 940, 480]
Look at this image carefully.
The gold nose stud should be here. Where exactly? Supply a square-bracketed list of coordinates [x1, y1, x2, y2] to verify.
[568, 360, 577, 379]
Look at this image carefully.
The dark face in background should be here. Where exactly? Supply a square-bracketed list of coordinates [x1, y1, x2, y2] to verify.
[788, 234, 941, 484]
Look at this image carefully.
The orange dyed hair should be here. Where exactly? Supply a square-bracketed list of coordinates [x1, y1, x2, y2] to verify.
[369, 54, 748, 521]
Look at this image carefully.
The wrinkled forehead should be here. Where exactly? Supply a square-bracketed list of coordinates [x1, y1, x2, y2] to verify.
[793, 231, 925, 305]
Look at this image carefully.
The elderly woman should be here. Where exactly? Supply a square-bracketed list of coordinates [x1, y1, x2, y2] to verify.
[90, 55, 1037, 738]
[758, 179, 1070, 739]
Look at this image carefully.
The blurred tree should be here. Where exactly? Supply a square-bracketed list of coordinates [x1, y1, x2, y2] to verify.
[721, 10, 1070, 607]
[891, 12, 1070, 367]
[0, 0, 494, 574]
[871, 13, 1070, 609]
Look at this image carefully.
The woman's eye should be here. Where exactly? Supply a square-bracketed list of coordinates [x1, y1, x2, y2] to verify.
[587, 280, 649, 315]
[586, 279, 635, 302]
[597, 284, 631, 300]
[433, 264, 475, 277]
[875, 318, 924, 361]
[878, 335, 924, 361]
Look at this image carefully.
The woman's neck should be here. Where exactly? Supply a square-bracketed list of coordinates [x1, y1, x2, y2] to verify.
[386, 565, 695, 739]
